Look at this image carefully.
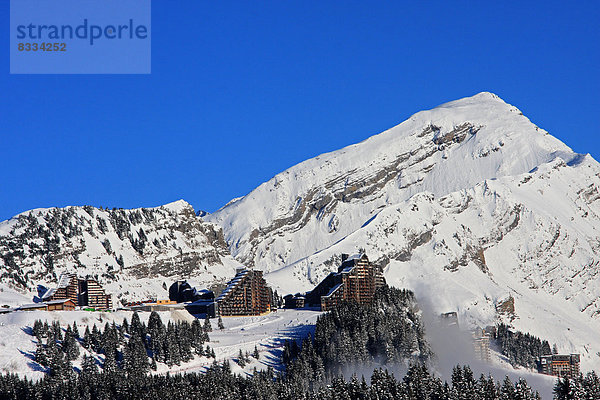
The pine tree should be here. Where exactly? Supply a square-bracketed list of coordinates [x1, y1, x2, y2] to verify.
[176, 323, 193, 362]
[82, 326, 92, 349]
[130, 311, 146, 340]
[71, 322, 80, 339]
[501, 376, 516, 399]
[51, 320, 63, 342]
[253, 345, 260, 359]
[121, 317, 130, 334]
[165, 323, 181, 366]
[102, 342, 118, 375]
[48, 344, 72, 379]
[91, 324, 101, 352]
[148, 311, 163, 331]
[204, 316, 212, 332]
[100, 322, 118, 356]
[80, 354, 98, 381]
[123, 334, 149, 378]
[34, 339, 48, 367]
[218, 316, 225, 330]
[191, 319, 204, 354]
[62, 329, 80, 361]
[32, 319, 44, 337]
[582, 371, 600, 399]
[237, 349, 246, 367]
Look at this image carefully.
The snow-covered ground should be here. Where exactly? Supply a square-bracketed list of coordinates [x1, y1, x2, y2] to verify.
[0, 283, 30, 308]
[157, 309, 321, 376]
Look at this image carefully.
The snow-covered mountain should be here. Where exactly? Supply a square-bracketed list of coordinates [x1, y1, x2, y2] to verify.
[0, 200, 241, 304]
[207, 92, 583, 269]
[207, 92, 600, 371]
[2, 91, 599, 372]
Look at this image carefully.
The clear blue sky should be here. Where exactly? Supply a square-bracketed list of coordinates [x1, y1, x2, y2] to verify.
[1, 1, 599, 221]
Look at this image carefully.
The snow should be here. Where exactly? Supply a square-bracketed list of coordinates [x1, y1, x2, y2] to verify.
[207, 92, 582, 270]
[264, 155, 600, 371]
[160, 199, 193, 213]
[0, 284, 30, 307]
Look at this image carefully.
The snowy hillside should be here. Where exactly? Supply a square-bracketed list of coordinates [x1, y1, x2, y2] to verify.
[0, 309, 320, 381]
[0, 200, 242, 304]
[208, 92, 600, 371]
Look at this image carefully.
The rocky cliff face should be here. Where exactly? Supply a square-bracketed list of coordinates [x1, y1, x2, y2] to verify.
[0, 200, 241, 304]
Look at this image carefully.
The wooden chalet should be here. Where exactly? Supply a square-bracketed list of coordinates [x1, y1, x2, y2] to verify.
[216, 269, 272, 316]
[45, 299, 76, 311]
[18, 298, 76, 312]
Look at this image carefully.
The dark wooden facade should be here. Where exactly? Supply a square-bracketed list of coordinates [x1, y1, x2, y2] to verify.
[306, 253, 386, 311]
[43, 273, 79, 304]
[216, 269, 272, 316]
[43, 273, 112, 310]
[85, 278, 113, 309]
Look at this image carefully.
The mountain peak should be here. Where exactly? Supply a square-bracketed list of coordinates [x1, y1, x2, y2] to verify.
[208, 93, 580, 271]
[434, 91, 506, 110]
[161, 199, 193, 213]
[472, 91, 502, 101]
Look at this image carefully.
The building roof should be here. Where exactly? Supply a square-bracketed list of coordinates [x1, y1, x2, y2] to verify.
[345, 253, 365, 262]
[41, 288, 56, 300]
[338, 253, 367, 272]
[323, 283, 343, 298]
[57, 273, 74, 288]
[45, 299, 75, 305]
[340, 265, 355, 274]
[188, 299, 215, 306]
[41, 273, 75, 300]
[18, 303, 48, 310]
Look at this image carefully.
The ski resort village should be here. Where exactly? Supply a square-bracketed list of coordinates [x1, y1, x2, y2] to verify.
[1, 93, 599, 398]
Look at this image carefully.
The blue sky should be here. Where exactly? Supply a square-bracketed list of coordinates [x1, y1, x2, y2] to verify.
[1, 1, 598, 221]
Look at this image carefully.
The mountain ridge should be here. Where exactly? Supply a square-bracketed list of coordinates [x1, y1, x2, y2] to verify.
[0, 200, 242, 303]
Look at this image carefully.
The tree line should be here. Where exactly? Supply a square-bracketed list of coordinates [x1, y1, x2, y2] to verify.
[0, 361, 562, 400]
[493, 323, 553, 369]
